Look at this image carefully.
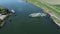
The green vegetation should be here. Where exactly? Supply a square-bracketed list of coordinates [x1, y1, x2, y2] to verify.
[53, 5, 60, 10]
[0, 6, 9, 14]
[27, 0, 60, 25]
[0, 6, 9, 25]
[27, 0, 60, 16]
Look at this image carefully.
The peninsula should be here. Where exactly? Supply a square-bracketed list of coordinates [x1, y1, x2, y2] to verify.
[0, 6, 10, 27]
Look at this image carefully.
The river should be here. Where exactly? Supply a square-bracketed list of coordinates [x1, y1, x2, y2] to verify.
[0, 0, 60, 34]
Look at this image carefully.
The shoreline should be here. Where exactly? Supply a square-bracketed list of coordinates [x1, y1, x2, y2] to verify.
[28, 1, 60, 27]
[0, 9, 15, 27]
[52, 18, 60, 26]
[0, 14, 9, 27]
[0, 13, 13, 27]
[47, 11, 60, 27]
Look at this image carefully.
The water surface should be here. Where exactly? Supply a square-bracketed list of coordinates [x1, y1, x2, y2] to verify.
[0, 0, 60, 34]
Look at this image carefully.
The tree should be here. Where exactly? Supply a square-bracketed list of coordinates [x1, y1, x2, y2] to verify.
[0, 6, 9, 14]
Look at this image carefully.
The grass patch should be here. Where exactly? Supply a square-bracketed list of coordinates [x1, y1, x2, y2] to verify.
[53, 5, 60, 10]
[27, 0, 60, 16]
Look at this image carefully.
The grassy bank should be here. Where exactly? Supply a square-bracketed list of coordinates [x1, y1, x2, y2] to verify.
[28, 0, 60, 16]
[27, 0, 60, 26]
[53, 5, 60, 10]
[51, 16, 60, 26]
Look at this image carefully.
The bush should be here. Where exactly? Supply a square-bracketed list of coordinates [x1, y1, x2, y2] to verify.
[0, 6, 9, 14]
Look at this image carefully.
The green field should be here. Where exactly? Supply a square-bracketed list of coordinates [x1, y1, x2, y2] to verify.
[53, 5, 60, 10]
[38, 0, 60, 5]
[27, 0, 60, 16]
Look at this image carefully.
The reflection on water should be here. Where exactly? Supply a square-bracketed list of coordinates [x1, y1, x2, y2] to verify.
[0, 0, 60, 34]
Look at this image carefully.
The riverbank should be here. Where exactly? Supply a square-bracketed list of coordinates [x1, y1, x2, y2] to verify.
[0, 15, 8, 27]
[45, 9, 60, 27]
[51, 16, 60, 26]
[0, 14, 10, 27]
[27, 0, 60, 27]
[0, 9, 15, 27]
